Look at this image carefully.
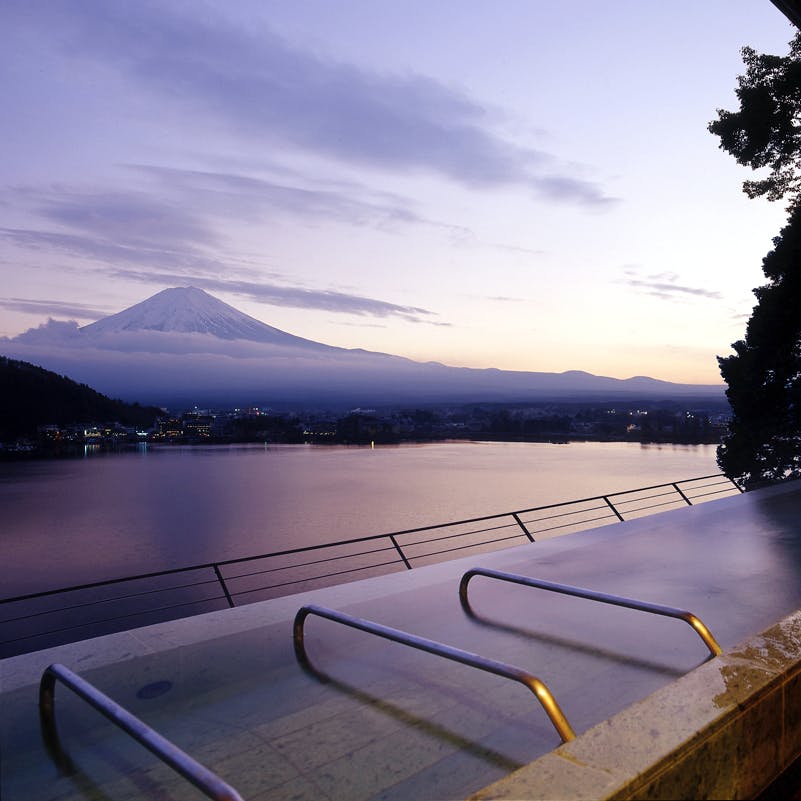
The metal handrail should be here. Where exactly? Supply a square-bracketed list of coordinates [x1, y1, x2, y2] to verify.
[39, 663, 244, 801]
[293, 603, 576, 743]
[459, 568, 722, 658]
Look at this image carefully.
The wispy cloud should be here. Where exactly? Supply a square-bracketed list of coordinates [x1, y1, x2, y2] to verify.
[3, 1, 617, 208]
[34, 189, 216, 247]
[534, 176, 620, 209]
[126, 164, 425, 228]
[0, 227, 228, 275]
[0, 297, 108, 320]
[620, 269, 722, 301]
[2, 176, 448, 324]
[110, 270, 440, 323]
[7, 161, 458, 262]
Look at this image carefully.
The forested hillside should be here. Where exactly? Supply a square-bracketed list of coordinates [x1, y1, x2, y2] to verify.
[0, 356, 162, 440]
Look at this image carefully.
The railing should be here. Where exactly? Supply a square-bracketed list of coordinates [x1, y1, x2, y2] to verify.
[293, 603, 576, 743]
[39, 663, 243, 801]
[459, 568, 722, 658]
[0, 473, 742, 658]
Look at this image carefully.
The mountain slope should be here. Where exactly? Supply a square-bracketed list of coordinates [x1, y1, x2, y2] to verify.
[81, 286, 336, 349]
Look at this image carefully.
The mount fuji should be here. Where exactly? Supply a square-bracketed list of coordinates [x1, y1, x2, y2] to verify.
[80, 286, 337, 349]
[2, 287, 724, 406]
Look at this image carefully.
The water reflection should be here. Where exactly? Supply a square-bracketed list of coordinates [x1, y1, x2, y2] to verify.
[0, 441, 719, 598]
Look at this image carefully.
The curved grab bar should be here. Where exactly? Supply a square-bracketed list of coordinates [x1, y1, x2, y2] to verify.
[39, 663, 244, 801]
[293, 603, 575, 742]
[459, 568, 722, 658]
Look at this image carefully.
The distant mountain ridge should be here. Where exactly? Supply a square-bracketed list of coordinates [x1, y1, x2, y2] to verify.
[1, 287, 725, 406]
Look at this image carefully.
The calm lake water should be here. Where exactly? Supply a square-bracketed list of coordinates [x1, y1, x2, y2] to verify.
[0, 440, 720, 597]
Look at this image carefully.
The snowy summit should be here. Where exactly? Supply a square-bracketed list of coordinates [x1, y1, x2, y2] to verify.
[81, 286, 329, 348]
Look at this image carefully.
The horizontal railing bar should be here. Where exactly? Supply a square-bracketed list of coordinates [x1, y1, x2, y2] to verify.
[684, 487, 739, 501]
[680, 476, 735, 486]
[681, 478, 733, 490]
[617, 499, 687, 516]
[401, 520, 520, 549]
[611, 488, 683, 507]
[40, 664, 243, 801]
[0, 578, 222, 625]
[1, 474, 737, 609]
[231, 558, 402, 598]
[406, 533, 524, 562]
[529, 512, 618, 535]
[1, 595, 229, 647]
[1, 566, 222, 606]
[294, 604, 575, 743]
[224, 543, 397, 581]
[521, 501, 612, 525]
[607, 473, 732, 498]
[459, 568, 722, 657]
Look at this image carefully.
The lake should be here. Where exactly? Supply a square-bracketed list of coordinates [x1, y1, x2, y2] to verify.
[0, 440, 721, 598]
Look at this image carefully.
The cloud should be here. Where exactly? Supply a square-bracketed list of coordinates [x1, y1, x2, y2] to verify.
[0, 297, 108, 320]
[4, 1, 617, 207]
[3, 318, 82, 344]
[126, 164, 425, 228]
[534, 176, 620, 209]
[620, 270, 723, 301]
[1, 214, 443, 323]
[34, 189, 216, 248]
[110, 270, 439, 322]
[6, 163, 454, 265]
[0, 227, 228, 274]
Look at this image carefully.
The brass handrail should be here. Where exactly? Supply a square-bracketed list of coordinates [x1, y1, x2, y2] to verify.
[293, 603, 576, 742]
[39, 663, 244, 801]
[459, 568, 722, 658]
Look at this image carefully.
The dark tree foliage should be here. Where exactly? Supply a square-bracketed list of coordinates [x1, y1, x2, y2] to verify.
[717, 209, 801, 486]
[710, 34, 801, 487]
[709, 33, 801, 207]
[0, 356, 162, 440]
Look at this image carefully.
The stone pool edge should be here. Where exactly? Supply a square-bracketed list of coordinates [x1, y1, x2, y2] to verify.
[469, 607, 801, 800]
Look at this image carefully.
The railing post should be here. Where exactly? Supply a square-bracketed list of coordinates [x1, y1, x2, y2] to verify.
[603, 496, 625, 522]
[672, 482, 693, 506]
[213, 565, 235, 608]
[389, 535, 412, 570]
[512, 512, 535, 542]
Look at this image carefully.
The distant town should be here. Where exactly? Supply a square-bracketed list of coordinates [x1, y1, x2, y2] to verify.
[1, 399, 732, 456]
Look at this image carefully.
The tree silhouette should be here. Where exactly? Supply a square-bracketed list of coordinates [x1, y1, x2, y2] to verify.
[709, 33, 801, 207]
[710, 33, 801, 486]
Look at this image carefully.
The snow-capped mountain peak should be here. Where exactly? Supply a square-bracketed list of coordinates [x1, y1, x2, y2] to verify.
[80, 286, 329, 348]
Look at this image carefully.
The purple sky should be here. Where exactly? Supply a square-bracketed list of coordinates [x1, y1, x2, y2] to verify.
[0, 1, 796, 384]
